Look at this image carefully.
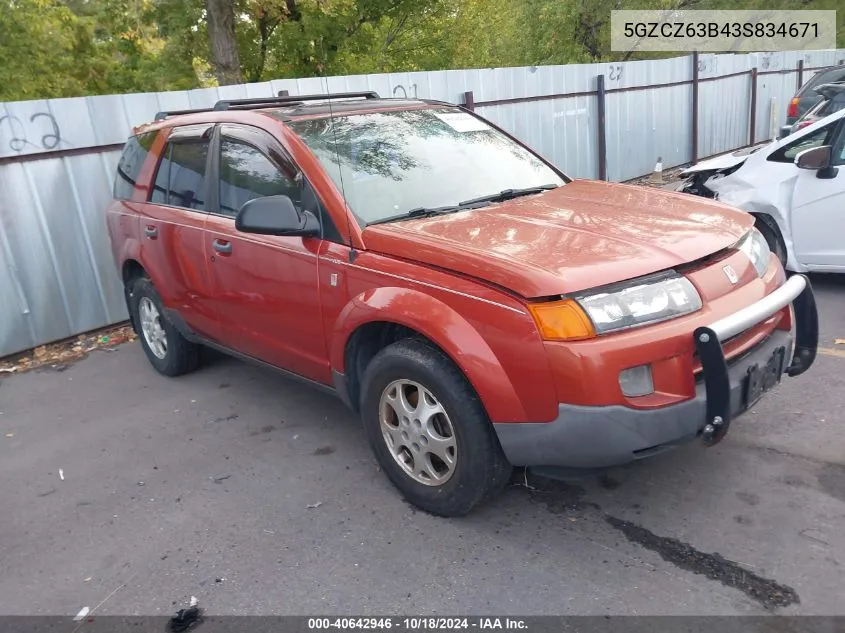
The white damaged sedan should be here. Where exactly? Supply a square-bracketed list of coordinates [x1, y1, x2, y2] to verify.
[677, 107, 845, 273]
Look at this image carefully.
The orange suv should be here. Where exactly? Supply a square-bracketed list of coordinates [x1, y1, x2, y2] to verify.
[107, 91, 818, 516]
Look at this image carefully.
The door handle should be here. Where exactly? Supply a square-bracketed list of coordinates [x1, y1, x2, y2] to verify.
[143, 225, 158, 239]
[212, 239, 232, 254]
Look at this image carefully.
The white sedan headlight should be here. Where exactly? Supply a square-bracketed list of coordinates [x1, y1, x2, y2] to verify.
[736, 228, 771, 278]
[574, 272, 702, 335]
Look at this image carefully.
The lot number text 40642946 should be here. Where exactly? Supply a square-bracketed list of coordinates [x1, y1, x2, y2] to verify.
[307, 618, 528, 630]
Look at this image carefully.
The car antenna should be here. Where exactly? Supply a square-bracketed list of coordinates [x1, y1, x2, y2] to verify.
[319, 49, 358, 264]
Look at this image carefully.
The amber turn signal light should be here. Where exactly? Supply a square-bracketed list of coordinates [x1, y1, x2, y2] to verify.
[527, 299, 596, 341]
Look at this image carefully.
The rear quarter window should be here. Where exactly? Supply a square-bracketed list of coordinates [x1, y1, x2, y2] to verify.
[113, 132, 157, 200]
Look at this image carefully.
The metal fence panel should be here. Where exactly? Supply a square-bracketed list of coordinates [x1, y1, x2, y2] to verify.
[698, 72, 752, 159]
[0, 159, 77, 349]
[0, 150, 127, 357]
[602, 56, 694, 180]
[0, 211, 35, 355]
[1, 50, 845, 357]
[606, 84, 692, 182]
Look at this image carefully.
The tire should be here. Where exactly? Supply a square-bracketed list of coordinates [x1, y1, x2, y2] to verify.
[754, 215, 787, 269]
[360, 338, 512, 517]
[130, 277, 200, 377]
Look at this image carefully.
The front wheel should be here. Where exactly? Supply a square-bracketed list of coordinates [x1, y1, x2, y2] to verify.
[360, 338, 512, 517]
[754, 215, 788, 269]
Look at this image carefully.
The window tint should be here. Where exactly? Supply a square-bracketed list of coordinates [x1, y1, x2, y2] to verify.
[150, 144, 170, 205]
[769, 125, 834, 163]
[149, 140, 209, 210]
[114, 132, 156, 200]
[218, 139, 301, 216]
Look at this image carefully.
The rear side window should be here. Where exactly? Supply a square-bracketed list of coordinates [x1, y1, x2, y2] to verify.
[113, 132, 156, 200]
[150, 139, 210, 210]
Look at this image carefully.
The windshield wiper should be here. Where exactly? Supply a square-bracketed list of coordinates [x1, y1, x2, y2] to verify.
[366, 185, 557, 226]
[458, 184, 559, 208]
[367, 205, 462, 226]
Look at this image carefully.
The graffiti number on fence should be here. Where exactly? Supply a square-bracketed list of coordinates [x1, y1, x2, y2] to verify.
[608, 64, 623, 81]
[29, 112, 62, 150]
[0, 111, 64, 154]
[0, 115, 28, 152]
[393, 83, 418, 98]
[697, 57, 717, 75]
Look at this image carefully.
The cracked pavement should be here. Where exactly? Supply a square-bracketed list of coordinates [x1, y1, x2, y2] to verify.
[0, 274, 843, 617]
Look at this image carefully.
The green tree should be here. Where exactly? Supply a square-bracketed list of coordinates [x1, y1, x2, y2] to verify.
[0, 0, 89, 100]
[0, 0, 199, 101]
[1, 0, 842, 102]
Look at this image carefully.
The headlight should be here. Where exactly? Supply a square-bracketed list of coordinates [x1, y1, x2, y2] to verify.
[528, 272, 702, 340]
[736, 228, 771, 277]
[574, 273, 702, 335]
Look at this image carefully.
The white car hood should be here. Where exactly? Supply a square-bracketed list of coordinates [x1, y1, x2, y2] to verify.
[680, 143, 771, 176]
[705, 154, 797, 211]
[684, 106, 845, 179]
[704, 107, 845, 196]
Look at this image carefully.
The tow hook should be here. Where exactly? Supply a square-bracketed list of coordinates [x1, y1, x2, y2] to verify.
[701, 416, 725, 445]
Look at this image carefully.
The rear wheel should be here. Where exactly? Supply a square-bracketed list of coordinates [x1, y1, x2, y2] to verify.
[360, 338, 512, 517]
[130, 277, 200, 377]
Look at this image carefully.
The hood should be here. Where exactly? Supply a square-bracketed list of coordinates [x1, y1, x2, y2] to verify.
[362, 179, 753, 298]
[680, 143, 770, 176]
[703, 107, 845, 204]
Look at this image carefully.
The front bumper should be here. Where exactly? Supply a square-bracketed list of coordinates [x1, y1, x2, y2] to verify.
[493, 275, 818, 468]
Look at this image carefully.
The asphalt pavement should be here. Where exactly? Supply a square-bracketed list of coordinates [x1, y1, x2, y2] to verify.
[0, 274, 843, 617]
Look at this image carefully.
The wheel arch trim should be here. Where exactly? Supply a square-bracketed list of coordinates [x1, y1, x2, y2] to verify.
[331, 287, 529, 422]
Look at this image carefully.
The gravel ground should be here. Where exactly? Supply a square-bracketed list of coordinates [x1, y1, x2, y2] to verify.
[0, 275, 843, 618]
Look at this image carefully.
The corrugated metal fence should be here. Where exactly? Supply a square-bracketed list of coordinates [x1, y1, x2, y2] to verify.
[1, 49, 844, 357]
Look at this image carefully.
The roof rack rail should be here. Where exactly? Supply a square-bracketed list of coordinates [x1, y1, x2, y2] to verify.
[213, 91, 380, 111]
[153, 91, 380, 121]
[154, 107, 215, 121]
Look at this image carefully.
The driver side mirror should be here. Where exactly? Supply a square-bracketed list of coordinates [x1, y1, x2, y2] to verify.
[795, 145, 831, 169]
[795, 145, 838, 179]
[235, 195, 320, 237]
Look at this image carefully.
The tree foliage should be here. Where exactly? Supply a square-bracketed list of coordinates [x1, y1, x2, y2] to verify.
[1, 0, 842, 101]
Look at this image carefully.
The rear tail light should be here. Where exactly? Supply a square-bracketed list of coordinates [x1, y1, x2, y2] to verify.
[796, 119, 815, 130]
[787, 97, 799, 119]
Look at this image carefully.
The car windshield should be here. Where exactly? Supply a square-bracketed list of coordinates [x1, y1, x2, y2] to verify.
[286, 107, 566, 225]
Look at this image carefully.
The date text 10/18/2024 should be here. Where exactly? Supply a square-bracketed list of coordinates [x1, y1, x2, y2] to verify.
[307, 618, 528, 630]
